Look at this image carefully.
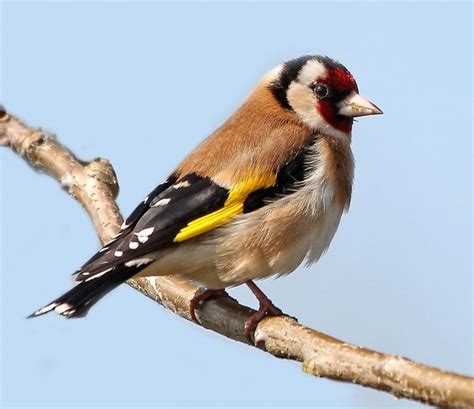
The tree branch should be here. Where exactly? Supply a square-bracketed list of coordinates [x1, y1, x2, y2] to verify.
[2, 107, 472, 409]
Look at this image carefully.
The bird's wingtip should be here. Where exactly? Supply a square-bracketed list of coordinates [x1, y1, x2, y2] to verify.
[27, 302, 59, 318]
[27, 302, 78, 319]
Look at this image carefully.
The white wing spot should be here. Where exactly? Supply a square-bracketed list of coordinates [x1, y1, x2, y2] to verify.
[63, 308, 77, 317]
[124, 258, 152, 267]
[99, 246, 110, 253]
[152, 198, 171, 207]
[120, 222, 129, 230]
[173, 181, 190, 189]
[55, 303, 74, 315]
[35, 303, 59, 315]
[114, 251, 123, 257]
[135, 227, 154, 243]
[85, 267, 113, 282]
[144, 196, 149, 204]
[137, 227, 154, 236]
[129, 241, 139, 249]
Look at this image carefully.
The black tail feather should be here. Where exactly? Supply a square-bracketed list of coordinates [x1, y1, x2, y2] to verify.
[28, 261, 151, 319]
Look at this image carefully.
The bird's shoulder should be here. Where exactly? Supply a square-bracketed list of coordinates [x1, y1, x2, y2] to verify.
[177, 84, 315, 182]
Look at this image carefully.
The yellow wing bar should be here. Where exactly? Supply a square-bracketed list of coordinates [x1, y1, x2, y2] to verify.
[173, 174, 276, 243]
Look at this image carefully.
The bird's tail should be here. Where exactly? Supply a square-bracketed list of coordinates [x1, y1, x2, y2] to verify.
[28, 261, 151, 319]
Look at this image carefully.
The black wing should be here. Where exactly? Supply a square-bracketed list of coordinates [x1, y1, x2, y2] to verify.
[72, 173, 229, 283]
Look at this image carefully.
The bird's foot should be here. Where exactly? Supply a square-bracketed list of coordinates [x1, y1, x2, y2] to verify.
[190, 288, 228, 324]
[244, 280, 284, 341]
[244, 298, 283, 340]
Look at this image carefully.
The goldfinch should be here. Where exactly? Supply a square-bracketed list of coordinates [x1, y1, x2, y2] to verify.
[30, 55, 382, 332]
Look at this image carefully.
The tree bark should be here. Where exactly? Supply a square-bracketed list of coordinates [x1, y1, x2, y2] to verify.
[1, 107, 472, 409]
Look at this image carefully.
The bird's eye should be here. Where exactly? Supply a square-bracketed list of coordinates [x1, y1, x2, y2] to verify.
[313, 83, 330, 99]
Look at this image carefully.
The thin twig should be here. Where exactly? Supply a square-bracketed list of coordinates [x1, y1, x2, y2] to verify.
[1, 108, 472, 409]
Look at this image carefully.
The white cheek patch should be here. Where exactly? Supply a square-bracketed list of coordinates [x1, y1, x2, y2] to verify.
[297, 60, 326, 86]
[286, 81, 349, 140]
[287, 82, 320, 126]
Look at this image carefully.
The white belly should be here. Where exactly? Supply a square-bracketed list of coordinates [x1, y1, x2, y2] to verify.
[269, 202, 344, 276]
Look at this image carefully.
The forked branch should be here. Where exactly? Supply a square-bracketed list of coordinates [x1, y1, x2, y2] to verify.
[1, 107, 472, 409]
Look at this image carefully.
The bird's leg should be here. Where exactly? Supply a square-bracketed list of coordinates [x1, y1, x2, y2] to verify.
[190, 288, 228, 323]
[244, 280, 283, 339]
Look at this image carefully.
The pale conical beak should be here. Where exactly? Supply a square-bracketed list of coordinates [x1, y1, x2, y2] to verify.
[337, 92, 383, 117]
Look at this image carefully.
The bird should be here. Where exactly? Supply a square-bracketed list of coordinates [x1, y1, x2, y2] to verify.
[29, 55, 382, 335]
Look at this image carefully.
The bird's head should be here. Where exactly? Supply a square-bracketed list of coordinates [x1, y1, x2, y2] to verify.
[268, 55, 382, 138]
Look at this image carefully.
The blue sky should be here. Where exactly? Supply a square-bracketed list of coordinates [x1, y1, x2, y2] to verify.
[1, 1, 472, 408]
